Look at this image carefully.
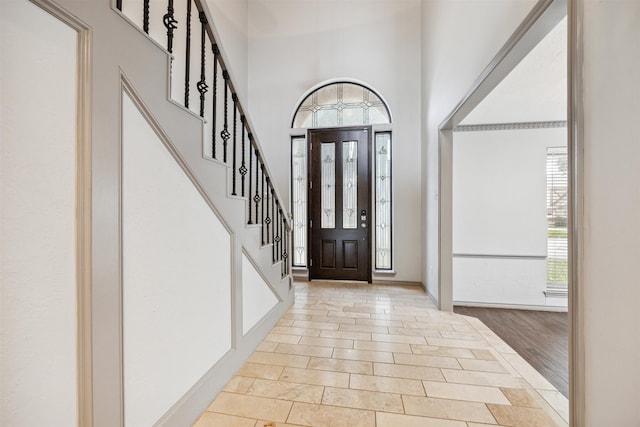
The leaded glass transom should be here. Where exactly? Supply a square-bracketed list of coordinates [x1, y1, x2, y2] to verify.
[292, 82, 391, 129]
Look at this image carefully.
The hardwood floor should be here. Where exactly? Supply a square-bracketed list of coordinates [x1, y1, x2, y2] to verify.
[454, 306, 568, 397]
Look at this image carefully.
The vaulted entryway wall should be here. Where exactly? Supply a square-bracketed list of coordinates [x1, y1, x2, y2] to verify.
[246, 0, 424, 285]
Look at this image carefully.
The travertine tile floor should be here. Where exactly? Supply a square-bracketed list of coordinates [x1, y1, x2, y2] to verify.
[194, 281, 569, 427]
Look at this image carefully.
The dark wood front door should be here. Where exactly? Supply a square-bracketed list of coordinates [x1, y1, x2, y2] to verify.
[308, 127, 371, 282]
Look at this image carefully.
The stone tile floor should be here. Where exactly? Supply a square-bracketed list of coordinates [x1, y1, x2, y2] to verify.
[194, 281, 568, 427]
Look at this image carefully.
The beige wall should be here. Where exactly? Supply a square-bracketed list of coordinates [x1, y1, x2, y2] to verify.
[580, 0, 640, 423]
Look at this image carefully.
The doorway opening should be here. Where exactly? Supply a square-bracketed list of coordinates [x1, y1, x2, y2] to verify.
[437, 0, 571, 421]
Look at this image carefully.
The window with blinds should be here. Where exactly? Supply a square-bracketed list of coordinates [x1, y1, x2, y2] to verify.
[546, 147, 568, 287]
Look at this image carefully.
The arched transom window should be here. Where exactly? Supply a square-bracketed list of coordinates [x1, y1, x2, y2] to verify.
[292, 82, 391, 129]
[291, 81, 394, 271]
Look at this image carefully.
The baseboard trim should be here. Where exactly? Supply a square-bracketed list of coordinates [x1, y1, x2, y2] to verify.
[154, 290, 294, 427]
[454, 301, 568, 313]
[371, 279, 423, 287]
[426, 289, 439, 308]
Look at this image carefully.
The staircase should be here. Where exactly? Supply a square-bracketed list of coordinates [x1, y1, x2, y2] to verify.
[117, 0, 291, 281]
[88, 0, 292, 425]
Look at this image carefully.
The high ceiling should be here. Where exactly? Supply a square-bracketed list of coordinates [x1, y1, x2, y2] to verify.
[460, 17, 567, 125]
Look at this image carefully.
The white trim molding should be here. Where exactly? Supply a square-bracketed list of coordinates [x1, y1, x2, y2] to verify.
[455, 120, 567, 132]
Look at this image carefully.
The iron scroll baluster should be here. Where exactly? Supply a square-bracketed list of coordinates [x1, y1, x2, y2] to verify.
[197, 12, 208, 118]
[143, 0, 150, 33]
[254, 149, 261, 234]
[162, 0, 178, 53]
[184, 0, 192, 108]
[264, 175, 269, 246]
[231, 94, 238, 195]
[271, 188, 276, 262]
[247, 139, 253, 224]
[211, 44, 219, 158]
[240, 117, 247, 197]
[221, 71, 230, 162]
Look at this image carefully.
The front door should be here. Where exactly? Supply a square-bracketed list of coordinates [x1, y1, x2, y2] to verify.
[308, 127, 371, 282]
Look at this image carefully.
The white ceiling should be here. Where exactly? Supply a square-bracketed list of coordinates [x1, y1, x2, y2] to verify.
[460, 16, 567, 125]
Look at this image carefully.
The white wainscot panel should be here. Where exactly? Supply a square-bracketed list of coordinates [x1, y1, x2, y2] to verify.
[122, 93, 232, 427]
[453, 257, 547, 307]
[242, 253, 279, 335]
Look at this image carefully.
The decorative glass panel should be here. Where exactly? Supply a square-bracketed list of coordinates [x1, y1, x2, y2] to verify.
[546, 147, 568, 286]
[369, 106, 390, 125]
[321, 143, 336, 229]
[296, 110, 312, 129]
[317, 84, 338, 105]
[342, 108, 365, 126]
[317, 109, 338, 128]
[342, 84, 364, 103]
[342, 141, 358, 229]
[375, 133, 392, 270]
[293, 82, 391, 129]
[292, 137, 307, 266]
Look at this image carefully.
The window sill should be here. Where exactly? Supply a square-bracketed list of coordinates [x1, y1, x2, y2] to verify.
[544, 286, 568, 297]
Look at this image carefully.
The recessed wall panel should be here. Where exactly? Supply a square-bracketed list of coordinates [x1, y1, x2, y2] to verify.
[122, 92, 232, 427]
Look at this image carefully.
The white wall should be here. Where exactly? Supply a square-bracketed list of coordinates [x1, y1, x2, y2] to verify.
[248, 0, 423, 282]
[580, 0, 640, 423]
[242, 253, 279, 335]
[205, 0, 248, 104]
[122, 93, 232, 426]
[421, 0, 538, 301]
[452, 128, 566, 307]
[454, 129, 552, 257]
[0, 2, 79, 426]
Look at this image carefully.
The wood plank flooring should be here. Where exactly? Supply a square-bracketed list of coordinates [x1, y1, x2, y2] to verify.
[454, 306, 568, 397]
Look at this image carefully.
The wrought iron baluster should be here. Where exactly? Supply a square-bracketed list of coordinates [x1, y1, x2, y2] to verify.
[143, 0, 150, 33]
[248, 140, 253, 224]
[254, 149, 260, 230]
[264, 175, 269, 246]
[221, 71, 230, 162]
[211, 44, 219, 158]
[276, 205, 282, 262]
[184, 0, 192, 108]
[261, 169, 271, 245]
[116, 0, 122, 11]
[271, 190, 276, 262]
[280, 209, 285, 262]
[283, 222, 289, 276]
[240, 120, 247, 197]
[231, 94, 238, 195]
[197, 12, 208, 117]
[163, 0, 178, 53]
